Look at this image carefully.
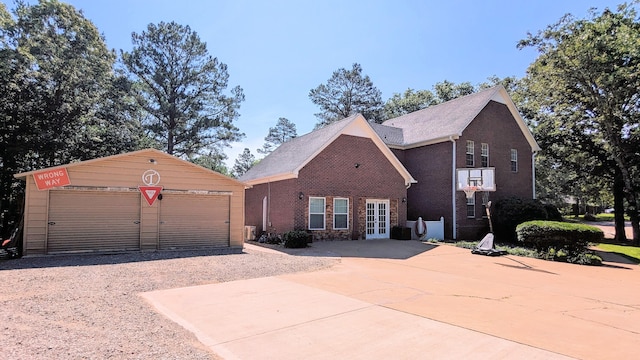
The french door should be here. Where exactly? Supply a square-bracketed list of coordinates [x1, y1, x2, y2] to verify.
[366, 200, 390, 239]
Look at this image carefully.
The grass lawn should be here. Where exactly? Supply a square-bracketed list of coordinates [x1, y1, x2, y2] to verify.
[564, 213, 630, 222]
[596, 243, 640, 264]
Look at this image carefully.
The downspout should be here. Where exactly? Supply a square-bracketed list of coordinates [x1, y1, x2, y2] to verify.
[532, 152, 537, 199]
[450, 136, 457, 240]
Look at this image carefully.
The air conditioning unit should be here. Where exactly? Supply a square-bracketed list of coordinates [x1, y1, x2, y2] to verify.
[244, 226, 256, 241]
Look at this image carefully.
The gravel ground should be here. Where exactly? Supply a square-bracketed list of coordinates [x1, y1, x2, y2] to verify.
[0, 247, 338, 359]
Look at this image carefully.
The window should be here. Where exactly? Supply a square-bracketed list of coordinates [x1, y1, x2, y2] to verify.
[510, 149, 518, 172]
[333, 198, 349, 229]
[481, 193, 489, 218]
[466, 141, 474, 167]
[466, 195, 475, 218]
[481, 143, 489, 167]
[309, 197, 325, 230]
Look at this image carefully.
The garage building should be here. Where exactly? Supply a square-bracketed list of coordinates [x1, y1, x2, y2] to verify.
[15, 149, 246, 255]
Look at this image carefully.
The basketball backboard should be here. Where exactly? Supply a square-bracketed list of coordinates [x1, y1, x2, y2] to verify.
[456, 167, 496, 192]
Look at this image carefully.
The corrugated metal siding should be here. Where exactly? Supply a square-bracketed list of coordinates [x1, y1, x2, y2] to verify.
[159, 194, 230, 249]
[47, 191, 141, 253]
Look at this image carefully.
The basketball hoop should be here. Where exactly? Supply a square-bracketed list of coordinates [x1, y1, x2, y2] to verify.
[463, 177, 483, 199]
[462, 186, 479, 199]
[457, 168, 495, 200]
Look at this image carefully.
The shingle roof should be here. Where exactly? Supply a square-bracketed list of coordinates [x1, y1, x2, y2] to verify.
[369, 123, 404, 145]
[239, 114, 416, 186]
[239, 114, 360, 183]
[378, 85, 540, 151]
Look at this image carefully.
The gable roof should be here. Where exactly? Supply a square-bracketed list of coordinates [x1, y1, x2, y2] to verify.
[239, 114, 416, 187]
[14, 148, 246, 186]
[379, 85, 541, 151]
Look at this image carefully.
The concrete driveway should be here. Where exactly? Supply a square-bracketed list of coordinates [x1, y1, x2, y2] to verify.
[142, 240, 639, 360]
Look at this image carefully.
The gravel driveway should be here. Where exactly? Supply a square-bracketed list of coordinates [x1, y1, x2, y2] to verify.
[0, 247, 337, 359]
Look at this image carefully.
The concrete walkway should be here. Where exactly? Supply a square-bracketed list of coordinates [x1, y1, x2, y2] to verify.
[142, 240, 640, 360]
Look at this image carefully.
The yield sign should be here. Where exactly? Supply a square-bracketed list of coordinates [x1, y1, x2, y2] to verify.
[139, 186, 163, 206]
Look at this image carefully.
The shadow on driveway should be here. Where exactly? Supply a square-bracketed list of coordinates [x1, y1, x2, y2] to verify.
[249, 239, 439, 260]
[0, 248, 242, 270]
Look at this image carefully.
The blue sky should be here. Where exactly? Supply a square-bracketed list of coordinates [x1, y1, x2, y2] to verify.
[15, 0, 626, 166]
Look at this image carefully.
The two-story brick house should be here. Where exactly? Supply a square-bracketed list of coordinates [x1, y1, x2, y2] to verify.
[241, 86, 540, 241]
[377, 86, 540, 239]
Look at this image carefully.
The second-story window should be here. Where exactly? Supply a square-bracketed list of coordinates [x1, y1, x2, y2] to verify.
[466, 140, 474, 167]
[481, 143, 489, 167]
[511, 149, 518, 172]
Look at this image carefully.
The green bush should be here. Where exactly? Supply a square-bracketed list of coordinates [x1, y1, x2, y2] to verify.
[516, 220, 603, 250]
[539, 246, 602, 265]
[543, 203, 563, 221]
[264, 234, 282, 244]
[283, 231, 309, 248]
[492, 197, 548, 242]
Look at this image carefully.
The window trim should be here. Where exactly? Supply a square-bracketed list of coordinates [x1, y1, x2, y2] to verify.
[481, 192, 489, 219]
[308, 197, 326, 230]
[333, 197, 349, 230]
[481, 143, 489, 168]
[510, 149, 518, 173]
[466, 140, 474, 167]
[466, 194, 476, 218]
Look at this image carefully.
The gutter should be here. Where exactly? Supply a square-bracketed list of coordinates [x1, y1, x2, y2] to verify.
[532, 151, 537, 199]
[450, 136, 457, 240]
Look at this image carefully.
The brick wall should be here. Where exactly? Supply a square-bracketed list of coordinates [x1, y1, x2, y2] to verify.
[399, 100, 535, 240]
[244, 179, 297, 235]
[244, 134, 408, 241]
[456, 101, 534, 239]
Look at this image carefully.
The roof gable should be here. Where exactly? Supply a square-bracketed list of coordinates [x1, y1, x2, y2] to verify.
[380, 86, 540, 152]
[239, 114, 416, 187]
[15, 148, 245, 186]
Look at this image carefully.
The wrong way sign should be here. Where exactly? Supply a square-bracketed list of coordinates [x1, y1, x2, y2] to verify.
[139, 186, 163, 206]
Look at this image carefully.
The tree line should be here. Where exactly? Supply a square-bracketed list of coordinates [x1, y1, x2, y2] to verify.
[1, 0, 638, 245]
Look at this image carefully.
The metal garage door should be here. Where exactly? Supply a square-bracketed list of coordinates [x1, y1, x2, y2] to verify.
[159, 194, 230, 249]
[47, 191, 141, 253]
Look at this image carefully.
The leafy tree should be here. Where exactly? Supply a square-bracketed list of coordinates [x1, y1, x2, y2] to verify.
[518, 2, 640, 244]
[382, 78, 517, 120]
[479, 75, 521, 94]
[232, 148, 256, 178]
[0, 0, 138, 236]
[383, 88, 437, 119]
[122, 21, 245, 158]
[257, 117, 297, 155]
[432, 80, 475, 102]
[190, 151, 231, 176]
[309, 63, 383, 128]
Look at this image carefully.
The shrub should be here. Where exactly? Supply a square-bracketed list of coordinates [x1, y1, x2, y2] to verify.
[567, 252, 602, 266]
[283, 231, 309, 248]
[492, 197, 548, 242]
[516, 220, 603, 250]
[539, 246, 602, 265]
[264, 234, 282, 244]
[543, 203, 563, 221]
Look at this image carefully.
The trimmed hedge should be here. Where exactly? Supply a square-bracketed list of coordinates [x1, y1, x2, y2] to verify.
[283, 231, 309, 248]
[516, 220, 604, 250]
[492, 197, 548, 242]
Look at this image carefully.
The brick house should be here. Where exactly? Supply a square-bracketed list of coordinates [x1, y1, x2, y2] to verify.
[239, 114, 416, 241]
[376, 85, 540, 239]
[241, 85, 539, 241]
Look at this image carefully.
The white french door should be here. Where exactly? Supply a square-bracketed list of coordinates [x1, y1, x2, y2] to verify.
[366, 200, 390, 239]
